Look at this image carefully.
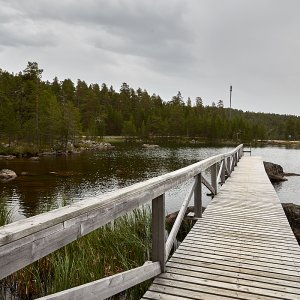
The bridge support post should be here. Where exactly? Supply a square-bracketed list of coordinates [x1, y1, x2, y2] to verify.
[221, 159, 226, 184]
[211, 163, 217, 194]
[194, 174, 202, 218]
[240, 147, 244, 158]
[227, 157, 231, 177]
[235, 153, 238, 166]
[152, 194, 166, 272]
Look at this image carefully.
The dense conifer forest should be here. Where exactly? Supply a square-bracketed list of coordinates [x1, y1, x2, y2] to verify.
[1, 62, 300, 151]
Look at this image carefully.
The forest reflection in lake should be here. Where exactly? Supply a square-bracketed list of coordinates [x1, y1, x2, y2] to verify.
[1, 144, 300, 221]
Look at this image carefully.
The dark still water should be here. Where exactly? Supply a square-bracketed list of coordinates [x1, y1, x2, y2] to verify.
[1, 144, 300, 221]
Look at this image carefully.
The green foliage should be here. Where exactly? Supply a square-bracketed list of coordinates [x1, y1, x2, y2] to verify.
[0, 196, 12, 226]
[2, 208, 152, 299]
[123, 117, 137, 137]
[0, 62, 299, 152]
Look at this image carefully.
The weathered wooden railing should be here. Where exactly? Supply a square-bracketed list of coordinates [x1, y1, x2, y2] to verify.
[0, 144, 243, 299]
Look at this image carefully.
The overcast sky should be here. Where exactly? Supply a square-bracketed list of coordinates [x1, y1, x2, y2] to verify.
[1, 0, 300, 115]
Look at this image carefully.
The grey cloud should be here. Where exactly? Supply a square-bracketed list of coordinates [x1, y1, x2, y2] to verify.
[1, 0, 300, 114]
[4, 0, 195, 69]
[0, 26, 57, 48]
[0, 1, 57, 48]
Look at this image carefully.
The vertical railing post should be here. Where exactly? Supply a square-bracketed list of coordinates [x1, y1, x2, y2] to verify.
[194, 174, 202, 218]
[227, 156, 231, 177]
[235, 152, 238, 166]
[232, 155, 235, 171]
[211, 163, 217, 195]
[152, 194, 166, 273]
[221, 159, 226, 184]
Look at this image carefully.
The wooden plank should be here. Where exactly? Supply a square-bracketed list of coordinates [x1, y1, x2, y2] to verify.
[201, 175, 215, 195]
[192, 218, 293, 233]
[37, 261, 160, 300]
[221, 159, 226, 184]
[174, 249, 300, 274]
[152, 195, 166, 272]
[178, 241, 300, 264]
[193, 174, 202, 218]
[166, 262, 300, 291]
[216, 160, 224, 184]
[159, 272, 300, 300]
[211, 163, 218, 194]
[148, 282, 239, 300]
[184, 233, 300, 255]
[142, 291, 190, 300]
[185, 232, 300, 252]
[146, 285, 238, 300]
[152, 276, 277, 300]
[166, 180, 196, 258]
[196, 216, 292, 228]
[169, 256, 300, 284]
[177, 245, 300, 270]
[230, 154, 235, 172]
[190, 224, 297, 241]
[181, 239, 300, 262]
[186, 228, 298, 247]
[226, 156, 231, 176]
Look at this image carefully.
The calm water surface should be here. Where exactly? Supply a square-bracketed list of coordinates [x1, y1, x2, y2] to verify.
[1, 144, 300, 221]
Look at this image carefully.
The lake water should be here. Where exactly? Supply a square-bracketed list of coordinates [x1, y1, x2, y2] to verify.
[1, 144, 300, 221]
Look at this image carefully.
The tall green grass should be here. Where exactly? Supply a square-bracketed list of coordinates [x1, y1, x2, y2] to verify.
[0, 196, 12, 227]
[1, 207, 152, 299]
[0, 202, 195, 300]
[0, 196, 13, 300]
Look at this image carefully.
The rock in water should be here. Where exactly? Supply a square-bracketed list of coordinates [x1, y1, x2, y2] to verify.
[29, 156, 40, 161]
[142, 144, 159, 149]
[282, 203, 300, 245]
[263, 161, 287, 182]
[0, 169, 17, 182]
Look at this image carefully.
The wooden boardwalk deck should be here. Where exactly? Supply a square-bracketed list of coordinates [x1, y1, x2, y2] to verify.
[143, 156, 300, 300]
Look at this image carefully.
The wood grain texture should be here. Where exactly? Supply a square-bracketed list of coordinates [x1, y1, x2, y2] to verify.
[0, 146, 243, 279]
[152, 195, 166, 272]
[166, 179, 196, 258]
[37, 261, 161, 300]
[144, 156, 300, 299]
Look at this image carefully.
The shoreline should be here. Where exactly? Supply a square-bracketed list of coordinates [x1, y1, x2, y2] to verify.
[2, 136, 300, 158]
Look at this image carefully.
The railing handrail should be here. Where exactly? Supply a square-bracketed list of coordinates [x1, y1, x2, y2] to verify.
[0, 144, 243, 298]
[0, 144, 243, 247]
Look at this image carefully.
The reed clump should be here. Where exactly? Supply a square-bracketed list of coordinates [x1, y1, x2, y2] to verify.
[0, 207, 152, 300]
[0, 196, 12, 227]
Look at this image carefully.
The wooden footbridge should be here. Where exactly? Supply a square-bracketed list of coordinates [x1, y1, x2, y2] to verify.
[1, 144, 300, 299]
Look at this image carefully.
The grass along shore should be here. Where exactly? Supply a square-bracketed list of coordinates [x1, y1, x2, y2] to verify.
[0, 205, 154, 299]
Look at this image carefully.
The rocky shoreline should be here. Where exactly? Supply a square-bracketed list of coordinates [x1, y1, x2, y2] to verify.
[0, 141, 115, 159]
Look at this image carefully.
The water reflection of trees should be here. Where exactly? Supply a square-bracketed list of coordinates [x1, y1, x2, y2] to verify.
[2, 146, 237, 219]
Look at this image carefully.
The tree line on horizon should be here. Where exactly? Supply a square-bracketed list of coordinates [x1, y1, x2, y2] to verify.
[0, 62, 300, 151]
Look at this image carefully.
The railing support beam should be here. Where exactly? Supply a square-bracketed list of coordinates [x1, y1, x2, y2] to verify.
[194, 174, 202, 218]
[226, 156, 231, 177]
[231, 155, 235, 172]
[211, 163, 218, 195]
[152, 194, 166, 273]
[221, 159, 226, 184]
